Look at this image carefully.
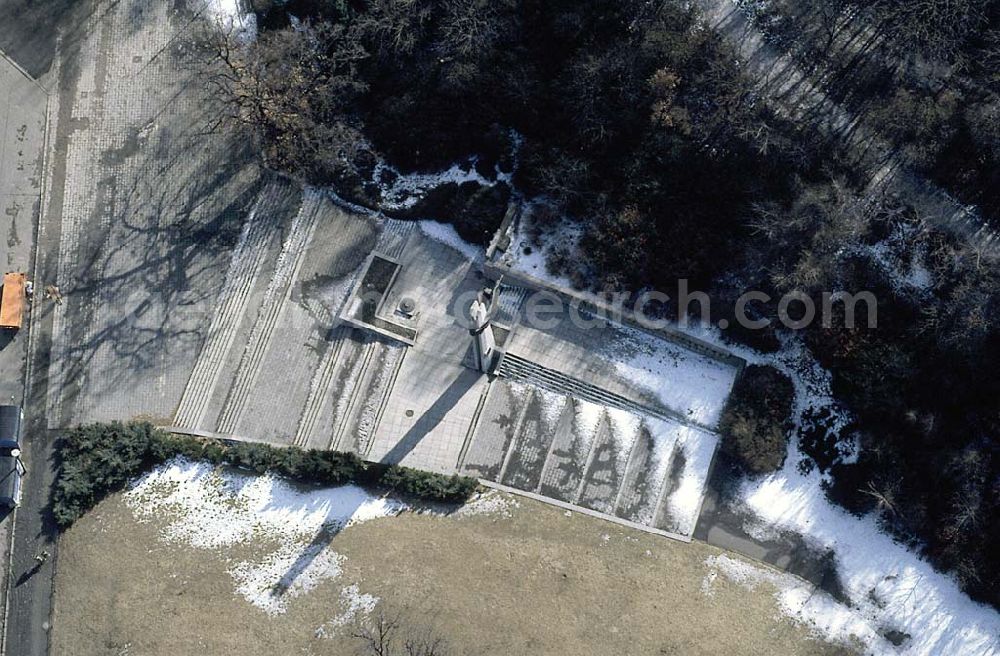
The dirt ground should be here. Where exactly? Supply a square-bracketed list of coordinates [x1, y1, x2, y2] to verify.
[51, 489, 856, 656]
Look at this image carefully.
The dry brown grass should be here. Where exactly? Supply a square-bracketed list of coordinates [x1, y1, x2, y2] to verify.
[52, 489, 855, 656]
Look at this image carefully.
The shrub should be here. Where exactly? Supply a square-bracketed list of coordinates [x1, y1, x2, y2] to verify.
[719, 365, 795, 474]
[53, 422, 479, 528]
[53, 421, 162, 527]
[376, 465, 480, 504]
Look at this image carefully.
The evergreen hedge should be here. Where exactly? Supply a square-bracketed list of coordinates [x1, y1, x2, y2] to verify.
[53, 421, 479, 528]
[718, 365, 795, 474]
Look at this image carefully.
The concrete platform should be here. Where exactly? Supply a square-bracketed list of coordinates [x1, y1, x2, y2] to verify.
[459, 378, 719, 537]
[502, 308, 739, 430]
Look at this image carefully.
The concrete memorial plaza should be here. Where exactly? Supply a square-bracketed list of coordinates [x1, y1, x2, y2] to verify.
[33, 0, 744, 539]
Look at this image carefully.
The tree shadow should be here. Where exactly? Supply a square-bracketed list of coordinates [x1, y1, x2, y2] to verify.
[45, 48, 271, 423]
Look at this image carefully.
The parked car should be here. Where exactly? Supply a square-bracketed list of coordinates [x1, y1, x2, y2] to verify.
[0, 405, 25, 508]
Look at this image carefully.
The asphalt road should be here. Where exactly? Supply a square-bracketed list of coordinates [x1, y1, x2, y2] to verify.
[1, 3, 86, 653]
[0, 0, 80, 80]
[4, 103, 61, 656]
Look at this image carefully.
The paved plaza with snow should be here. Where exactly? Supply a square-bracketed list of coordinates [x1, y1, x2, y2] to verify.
[30, 0, 744, 540]
[163, 206, 741, 539]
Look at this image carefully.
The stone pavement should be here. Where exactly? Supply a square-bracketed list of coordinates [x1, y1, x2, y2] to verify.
[458, 377, 720, 538]
[41, 1, 262, 429]
[159, 196, 738, 538]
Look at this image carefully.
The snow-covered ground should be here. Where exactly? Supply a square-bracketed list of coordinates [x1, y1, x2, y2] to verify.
[125, 458, 406, 615]
[703, 554, 884, 651]
[684, 325, 1000, 656]
[604, 323, 739, 428]
[316, 584, 380, 637]
[851, 221, 935, 295]
[737, 462, 1000, 655]
[501, 201, 584, 289]
[123, 460, 526, 621]
[665, 427, 720, 536]
[418, 220, 483, 261]
[376, 159, 513, 212]
[453, 489, 521, 519]
[199, 0, 257, 40]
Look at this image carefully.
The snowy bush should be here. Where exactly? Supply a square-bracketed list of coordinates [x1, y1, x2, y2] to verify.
[719, 365, 795, 474]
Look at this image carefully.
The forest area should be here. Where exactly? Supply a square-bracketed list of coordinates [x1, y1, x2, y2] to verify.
[207, 0, 1000, 610]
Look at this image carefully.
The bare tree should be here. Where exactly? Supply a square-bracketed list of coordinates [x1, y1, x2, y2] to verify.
[438, 0, 509, 59]
[355, 0, 433, 58]
[867, 0, 984, 63]
[189, 20, 371, 182]
[350, 609, 452, 656]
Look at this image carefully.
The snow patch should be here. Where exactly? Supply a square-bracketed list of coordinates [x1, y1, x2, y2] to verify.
[572, 399, 605, 447]
[605, 407, 642, 472]
[679, 325, 1000, 656]
[684, 324, 853, 443]
[646, 419, 684, 478]
[376, 160, 508, 211]
[455, 490, 521, 519]
[200, 0, 257, 41]
[703, 554, 884, 652]
[664, 429, 719, 536]
[605, 324, 739, 427]
[536, 387, 568, 429]
[124, 458, 405, 615]
[502, 204, 583, 289]
[852, 221, 935, 295]
[317, 584, 380, 636]
[735, 465, 1000, 656]
[418, 220, 483, 261]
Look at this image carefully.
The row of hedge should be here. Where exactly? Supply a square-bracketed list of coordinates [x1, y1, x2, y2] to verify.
[53, 421, 479, 528]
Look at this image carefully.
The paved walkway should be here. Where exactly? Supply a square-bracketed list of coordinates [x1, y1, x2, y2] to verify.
[5, 3, 258, 653]
[42, 1, 261, 430]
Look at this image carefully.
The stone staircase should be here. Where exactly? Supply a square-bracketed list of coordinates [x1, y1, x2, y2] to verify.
[173, 179, 297, 429]
[496, 352, 700, 429]
[215, 188, 323, 434]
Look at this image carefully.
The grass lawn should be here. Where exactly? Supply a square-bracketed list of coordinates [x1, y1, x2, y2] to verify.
[52, 476, 856, 656]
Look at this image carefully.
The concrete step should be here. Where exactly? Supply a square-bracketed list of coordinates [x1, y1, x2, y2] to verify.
[375, 219, 415, 260]
[293, 324, 352, 448]
[330, 337, 404, 454]
[496, 353, 673, 424]
[216, 188, 323, 434]
[493, 284, 528, 328]
[173, 179, 297, 429]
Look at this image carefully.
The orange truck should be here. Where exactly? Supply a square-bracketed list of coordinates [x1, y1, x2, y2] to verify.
[0, 272, 27, 330]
